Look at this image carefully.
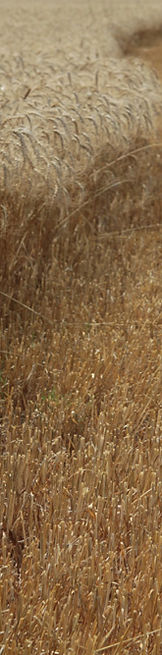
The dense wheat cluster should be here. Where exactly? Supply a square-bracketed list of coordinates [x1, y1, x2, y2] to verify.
[0, 1, 162, 654]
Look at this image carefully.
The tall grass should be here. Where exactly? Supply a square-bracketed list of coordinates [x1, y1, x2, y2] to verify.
[0, 1, 162, 653]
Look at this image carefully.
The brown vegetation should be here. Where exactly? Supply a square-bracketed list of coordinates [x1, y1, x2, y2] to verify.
[0, 2, 162, 653]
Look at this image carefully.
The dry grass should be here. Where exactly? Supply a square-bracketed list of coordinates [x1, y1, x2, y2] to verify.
[0, 2, 162, 654]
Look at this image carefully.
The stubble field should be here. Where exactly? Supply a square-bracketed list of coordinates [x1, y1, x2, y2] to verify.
[0, 2, 162, 654]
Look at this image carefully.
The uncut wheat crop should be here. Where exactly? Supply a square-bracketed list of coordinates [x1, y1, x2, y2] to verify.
[0, 1, 162, 654]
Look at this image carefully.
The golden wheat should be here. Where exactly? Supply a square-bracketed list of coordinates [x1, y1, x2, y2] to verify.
[0, 1, 162, 654]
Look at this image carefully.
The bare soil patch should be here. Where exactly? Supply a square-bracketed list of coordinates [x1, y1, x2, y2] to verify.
[125, 29, 162, 135]
[126, 29, 162, 78]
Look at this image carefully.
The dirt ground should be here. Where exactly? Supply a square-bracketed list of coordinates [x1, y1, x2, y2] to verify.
[127, 31, 162, 135]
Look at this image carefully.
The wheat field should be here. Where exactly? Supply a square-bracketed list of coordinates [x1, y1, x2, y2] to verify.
[0, 1, 162, 654]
